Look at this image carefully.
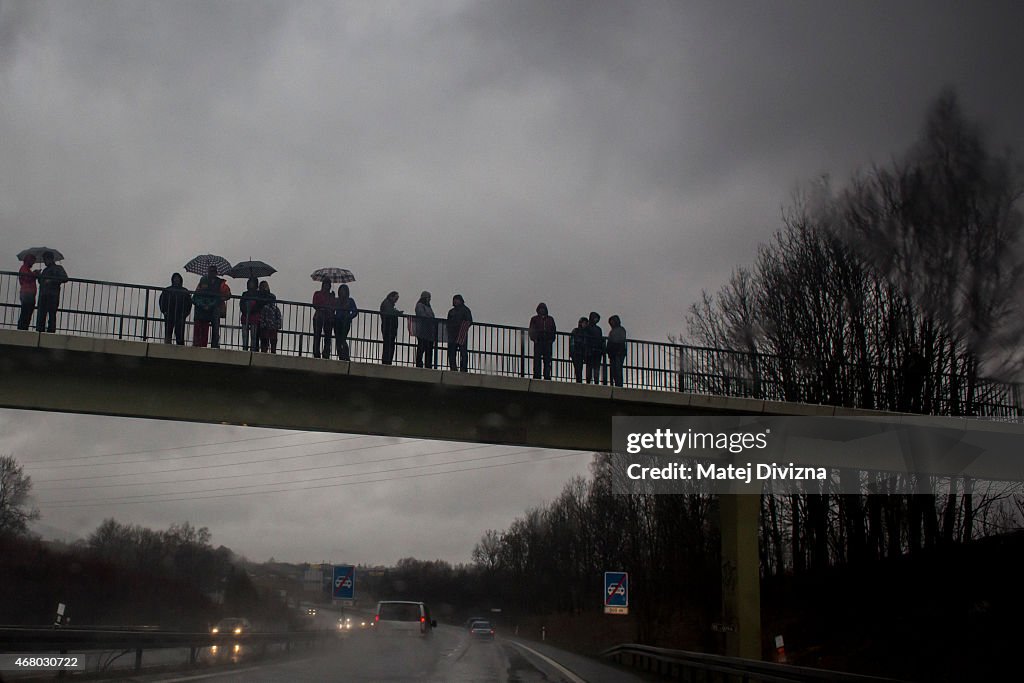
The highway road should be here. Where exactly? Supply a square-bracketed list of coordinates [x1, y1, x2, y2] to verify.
[129, 623, 647, 682]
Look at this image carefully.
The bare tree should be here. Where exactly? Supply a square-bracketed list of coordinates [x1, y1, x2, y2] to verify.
[0, 455, 40, 537]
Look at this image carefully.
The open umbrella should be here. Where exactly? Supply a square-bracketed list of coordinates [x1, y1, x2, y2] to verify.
[17, 247, 65, 262]
[229, 260, 277, 279]
[184, 254, 232, 276]
[310, 267, 355, 284]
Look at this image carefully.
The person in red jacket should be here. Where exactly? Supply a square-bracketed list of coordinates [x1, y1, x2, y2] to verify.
[17, 254, 39, 330]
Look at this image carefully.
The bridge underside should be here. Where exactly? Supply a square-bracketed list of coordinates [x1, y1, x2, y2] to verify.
[0, 330, 844, 450]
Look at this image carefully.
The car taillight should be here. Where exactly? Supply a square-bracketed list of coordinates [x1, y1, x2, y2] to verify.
[374, 615, 379, 622]
[490, 629, 495, 634]
[420, 616, 425, 623]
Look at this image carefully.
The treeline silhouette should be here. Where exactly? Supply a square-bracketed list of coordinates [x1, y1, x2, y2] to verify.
[0, 519, 289, 629]
[682, 89, 1023, 415]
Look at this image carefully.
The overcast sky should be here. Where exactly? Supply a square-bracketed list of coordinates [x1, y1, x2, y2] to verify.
[3, 0, 1023, 565]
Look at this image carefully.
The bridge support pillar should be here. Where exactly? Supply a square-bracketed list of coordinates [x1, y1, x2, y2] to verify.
[720, 492, 761, 659]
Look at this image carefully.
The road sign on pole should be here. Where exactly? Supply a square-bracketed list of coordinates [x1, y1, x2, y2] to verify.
[604, 571, 628, 615]
[332, 565, 355, 601]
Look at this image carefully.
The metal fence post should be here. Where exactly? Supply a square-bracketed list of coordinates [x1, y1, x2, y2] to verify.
[519, 330, 526, 378]
[143, 289, 150, 341]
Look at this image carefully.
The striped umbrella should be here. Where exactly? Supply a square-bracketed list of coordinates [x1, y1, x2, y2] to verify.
[310, 267, 355, 284]
[184, 254, 232, 276]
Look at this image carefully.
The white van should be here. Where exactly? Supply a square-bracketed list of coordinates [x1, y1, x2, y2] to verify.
[373, 600, 437, 637]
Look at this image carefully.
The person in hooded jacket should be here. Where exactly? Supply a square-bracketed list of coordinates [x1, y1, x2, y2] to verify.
[585, 311, 605, 384]
[446, 294, 473, 372]
[414, 291, 437, 368]
[606, 315, 627, 387]
[569, 317, 589, 383]
[159, 273, 192, 345]
[257, 281, 280, 353]
[333, 284, 358, 361]
[529, 303, 557, 380]
[379, 291, 403, 365]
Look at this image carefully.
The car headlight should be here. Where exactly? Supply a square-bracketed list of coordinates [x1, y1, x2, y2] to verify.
[234, 627, 242, 634]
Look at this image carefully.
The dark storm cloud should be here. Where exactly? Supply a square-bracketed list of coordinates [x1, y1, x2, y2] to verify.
[3, 0, 1023, 562]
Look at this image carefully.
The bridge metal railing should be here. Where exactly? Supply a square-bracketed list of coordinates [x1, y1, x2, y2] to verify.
[2, 271, 1020, 417]
[601, 643, 908, 683]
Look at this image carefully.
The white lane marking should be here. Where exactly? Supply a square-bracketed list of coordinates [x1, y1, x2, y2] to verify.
[156, 653, 323, 682]
[507, 640, 588, 683]
[157, 666, 269, 682]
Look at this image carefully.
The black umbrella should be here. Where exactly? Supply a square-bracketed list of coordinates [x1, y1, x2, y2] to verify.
[184, 254, 232, 276]
[229, 260, 277, 279]
[17, 247, 65, 262]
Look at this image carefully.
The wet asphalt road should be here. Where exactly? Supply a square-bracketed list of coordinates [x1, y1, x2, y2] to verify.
[128, 624, 645, 682]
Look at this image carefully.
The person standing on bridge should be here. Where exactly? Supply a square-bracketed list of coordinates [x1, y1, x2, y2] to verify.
[333, 284, 358, 361]
[606, 315, 627, 387]
[380, 291, 402, 365]
[585, 311, 605, 384]
[569, 317, 589, 383]
[258, 281, 280, 353]
[192, 265, 227, 348]
[35, 251, 68, 334]
[311, 278, 335, 359]
[529, 303, 556, 380]
[239, 277, 263, 352]
[446, 294, 473, 372]
[159, 273, 192, 345]
[414, 291, 438, 368]
[17, 254, 39, 331]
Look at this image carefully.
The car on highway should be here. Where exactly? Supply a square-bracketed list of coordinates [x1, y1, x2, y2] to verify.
[337, 616, 353, 631]
[469, 619, 495, 640]
[209, 617, 252, 660]
[373, 600, 436, 637]
[464, 616, 488, 630]
[306, 607, 318, 617]
[211, 617, 252, 635]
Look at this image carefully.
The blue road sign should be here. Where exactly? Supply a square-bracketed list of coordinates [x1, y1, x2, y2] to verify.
[333, 565, 355, 600]
[604, 571, 628, 610]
